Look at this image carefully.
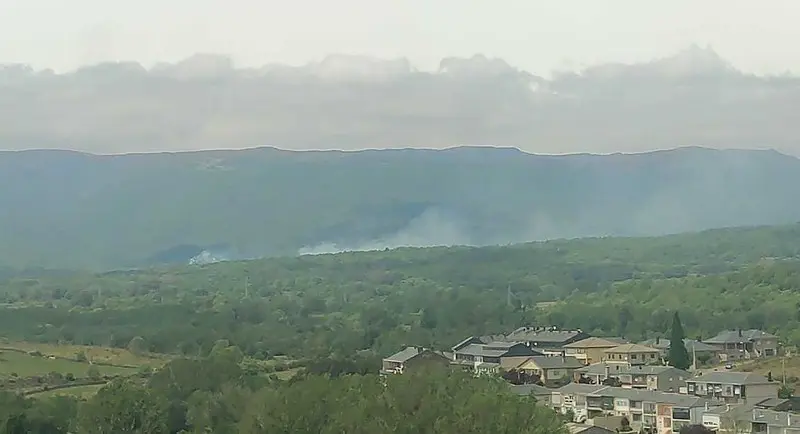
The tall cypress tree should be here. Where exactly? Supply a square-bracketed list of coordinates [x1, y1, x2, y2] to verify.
[669, 312, 691, 370]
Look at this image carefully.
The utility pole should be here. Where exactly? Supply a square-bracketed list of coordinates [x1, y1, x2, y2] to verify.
[244, 276, 250, 298]
[783, 357, 787, 385]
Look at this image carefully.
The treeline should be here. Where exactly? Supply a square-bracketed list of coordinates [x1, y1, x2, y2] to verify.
[545, 259, 800, 344]
[0, 350, 565, 434]
[0, 223, 799, 358]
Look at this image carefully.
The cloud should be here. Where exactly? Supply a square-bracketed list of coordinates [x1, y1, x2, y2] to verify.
[1, 46, 799, 156]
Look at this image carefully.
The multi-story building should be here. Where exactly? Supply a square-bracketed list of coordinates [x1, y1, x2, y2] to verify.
[640, 338, 722, 366]
[575, 363, 691, 393]
[451, 337, 542, 373]
[603, 344, 662, 366]
[702, 404, 800, 433]
[380, 347, 451, 374]
[686, 372, 779, 404]
[504, 327, 590, 355]
[703, 329, 779, 361]
[551, 384, 715, 433]
[513, 355, 585, 386]
[564, 337, 629, 365]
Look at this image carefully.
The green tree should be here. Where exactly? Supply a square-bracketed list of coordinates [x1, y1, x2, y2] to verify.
[669, 312, 691, 370]
[86, 365, 101, 380]
[75, 379, 170, 434]
[127, 336, 148, 356]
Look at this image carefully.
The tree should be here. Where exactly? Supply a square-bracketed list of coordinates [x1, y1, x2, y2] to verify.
[127, 336, 148, 356]
[669, 312, 691, 370]
[87, 366, 101, 380]
[75, 380, 170, 434]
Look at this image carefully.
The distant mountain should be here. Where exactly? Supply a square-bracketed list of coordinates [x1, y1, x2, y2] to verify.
[2, 46, 800, 155]
[0, 145, 799, 270]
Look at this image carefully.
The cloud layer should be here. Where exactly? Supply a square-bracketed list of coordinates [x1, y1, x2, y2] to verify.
[1, 45, 799, 155]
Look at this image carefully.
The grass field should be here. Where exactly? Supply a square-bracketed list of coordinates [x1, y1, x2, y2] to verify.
[30, 384, 106, 399]
[736, 356, 800, 381]
[0, 339, 167, 367]
[0, 350, 138, 378]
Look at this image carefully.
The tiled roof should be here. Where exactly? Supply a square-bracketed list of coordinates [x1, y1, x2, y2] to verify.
[457, 343, 508, 358]
[576, 362, 689, 377]
[589, 386, 714, 407]
[517, 355, 584, 370]
[564, 337, 626, 349]
[506, 327, 585, 343]
[385, 347, 422, 363]
[509, 383, 552, 397]
[704, 329, 777, 344]
[385, 347, 448, 363]
[689, 371, 772, 385]
[605, 343, 660, 354]
[640, 338, 719, 352]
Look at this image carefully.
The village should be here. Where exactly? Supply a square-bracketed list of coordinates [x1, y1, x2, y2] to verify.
[381, 326, 795, 434]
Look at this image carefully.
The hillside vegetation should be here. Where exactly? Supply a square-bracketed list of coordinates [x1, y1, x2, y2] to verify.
[1, 146, 800, 269]
[0, 222, 798, 360]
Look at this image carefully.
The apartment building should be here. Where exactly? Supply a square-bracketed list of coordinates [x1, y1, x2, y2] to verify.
[686, 372, 779, 404]
[551, 384, 715, 433]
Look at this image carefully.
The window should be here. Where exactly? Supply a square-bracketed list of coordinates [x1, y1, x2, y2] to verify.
[631, 354, 638, 360]
[632, 414, 642, 422]
[649, 353, 656, 359]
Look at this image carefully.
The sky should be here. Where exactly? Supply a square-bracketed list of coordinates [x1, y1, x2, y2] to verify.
[1, 0, 799, 76]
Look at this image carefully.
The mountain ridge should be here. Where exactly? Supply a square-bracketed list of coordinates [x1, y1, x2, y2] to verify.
[1, 145, 800, 270]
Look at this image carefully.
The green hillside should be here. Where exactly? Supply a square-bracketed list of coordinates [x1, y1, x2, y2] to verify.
[1, 146, 800, 269]
[0, 222, 798, 359]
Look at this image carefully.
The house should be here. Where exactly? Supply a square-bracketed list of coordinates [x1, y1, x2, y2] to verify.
[380, 347, 451, 374]
[703, 329, 779, 361]
[451, 337, 542, 373]
[604, 344, 661, 366]
[686, 372, 779, 404]
[513, 355, 585, 386]
[576, 363, 691, 393]
[509, 383, 553, 405]
[565, 337, 629, 365]
[640, 338, 721, 366]
[504, 327, 590, 354]
[551, 384, 715, 433]
[565, 423, 616, 434]
[702, 404, 800, 433]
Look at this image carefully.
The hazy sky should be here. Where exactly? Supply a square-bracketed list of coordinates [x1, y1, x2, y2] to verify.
[1, 0, 799, 75]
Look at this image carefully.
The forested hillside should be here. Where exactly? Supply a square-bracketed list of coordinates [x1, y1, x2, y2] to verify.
[1, 146, 800, 269]
[0, 222, 798, 359]
[0, 353, 565, 434]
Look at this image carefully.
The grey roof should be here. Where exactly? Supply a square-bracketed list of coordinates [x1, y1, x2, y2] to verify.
[566, 423, 615, 434]
[689, 371, 772, 385]
[579, 385, 717, 408]
[506, 327, 585, 344]
[576, 362, 630, 376]
[519, 355, 584, 370]
[576, 363, 690, 378]
[640, 338, 718, 352]
[564, 337, 627, 349]
[704, 329, 777, 344]
[605, 343, 660, 354]
[483, 341, 525, 350]
[509, 383, 552, 397]
[555, 383, 608, 395]
[385, 347, 422, 363]
[457, 343, 508, 358]
[385, 347, 447, 363]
